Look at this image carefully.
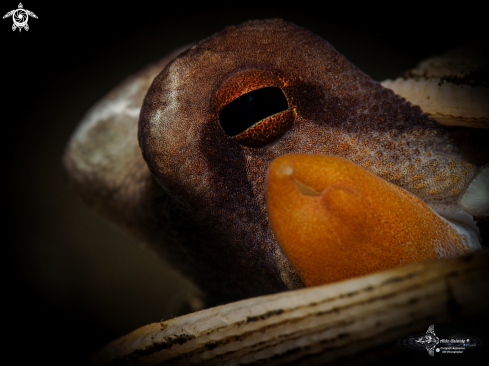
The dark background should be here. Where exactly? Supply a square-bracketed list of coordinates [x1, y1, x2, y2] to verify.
[3, 2, 487, 364]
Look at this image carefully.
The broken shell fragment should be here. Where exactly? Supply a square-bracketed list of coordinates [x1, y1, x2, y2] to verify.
[459, 164, 489, 217]
[266, 154, 475, 287]
[381, 41, 489, 129]
[381, 78, 489, 129]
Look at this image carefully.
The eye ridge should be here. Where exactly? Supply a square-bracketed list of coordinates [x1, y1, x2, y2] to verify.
[219, 86, 288, 137]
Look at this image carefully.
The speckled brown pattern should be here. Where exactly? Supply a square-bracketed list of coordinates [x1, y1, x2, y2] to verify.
[139, 19, 489, 302]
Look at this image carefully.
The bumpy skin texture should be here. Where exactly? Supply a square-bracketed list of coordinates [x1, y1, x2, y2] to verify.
[139, 19, 488, 302]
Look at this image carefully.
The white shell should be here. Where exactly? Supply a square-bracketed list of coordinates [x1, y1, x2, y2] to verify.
[90, 250, 489, 365]
[381, 41, 489, 129]
[459, 165, 489, 216]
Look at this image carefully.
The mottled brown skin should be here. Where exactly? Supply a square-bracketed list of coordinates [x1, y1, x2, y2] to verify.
[137, 19, 489, 303]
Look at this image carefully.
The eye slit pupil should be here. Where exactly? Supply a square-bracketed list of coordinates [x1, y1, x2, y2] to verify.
[219, 87, 288, 137]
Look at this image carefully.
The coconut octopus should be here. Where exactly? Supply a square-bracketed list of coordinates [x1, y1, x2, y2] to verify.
[64, 19, 489, 365]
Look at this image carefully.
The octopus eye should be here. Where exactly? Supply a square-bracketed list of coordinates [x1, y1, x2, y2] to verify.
[220, 87, 288, 135]
[213, 67, 296, 148]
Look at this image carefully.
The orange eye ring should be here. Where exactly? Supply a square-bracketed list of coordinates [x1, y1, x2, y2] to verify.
[212, 66, 297, 147]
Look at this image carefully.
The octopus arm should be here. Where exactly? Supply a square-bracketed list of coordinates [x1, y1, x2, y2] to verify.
[266, 153, 479, 287]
